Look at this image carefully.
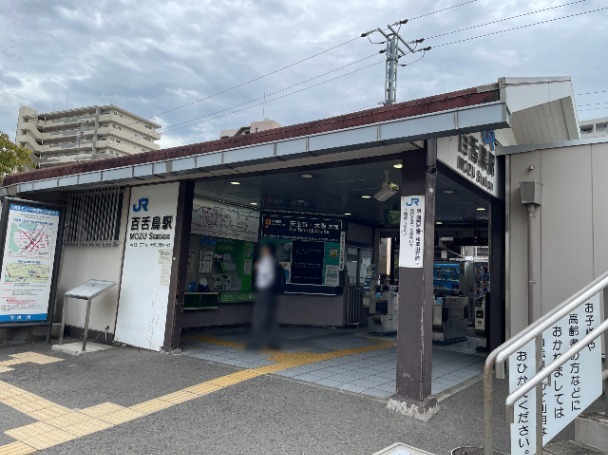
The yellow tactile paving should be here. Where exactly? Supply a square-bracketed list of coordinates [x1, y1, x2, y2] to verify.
[129, 398, 175, 415]
[98, 408, 144, 425]
[5, 422, 76, 450]
[45, 412, 113, 437]
[0, 339, 394, 453]
[79, 402, 126, 418]
[0, 442, 36, 455]
[8, 353, 62, 365]
[157, 390, 198, 405]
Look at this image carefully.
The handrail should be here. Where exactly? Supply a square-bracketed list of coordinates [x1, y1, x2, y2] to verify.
[495, 271, 608, 374]
[506, 316, 608, 419]
[483, 270, 608, 455]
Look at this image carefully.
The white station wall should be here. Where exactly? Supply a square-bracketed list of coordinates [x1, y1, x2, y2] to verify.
[56, 188, 130, 337]
[114, 182, 179, 351]
[507, 141, 608, 336]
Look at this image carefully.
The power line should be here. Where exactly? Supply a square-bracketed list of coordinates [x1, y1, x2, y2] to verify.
[424, 0, 590, 40]
[159, 52, 382, 132]
[433, 6, 608, 48]
[161, 59, 389, 134]
[577, 89, 608, 96]
[409, 0, 479, 20]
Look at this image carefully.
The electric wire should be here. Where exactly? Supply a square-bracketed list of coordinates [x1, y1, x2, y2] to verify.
[161, 59, 389, 134]
[159, 52, 382, 132]
[408, 0, 479, 20]
[432, 6, 608, 48]
[424, 0, 590, 40]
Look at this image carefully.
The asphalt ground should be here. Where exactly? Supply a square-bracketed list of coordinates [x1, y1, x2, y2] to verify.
[0, 340, 587, 455]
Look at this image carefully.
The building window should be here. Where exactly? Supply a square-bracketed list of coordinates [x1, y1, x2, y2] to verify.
[63, 188, 123, 247]
[580, 125, 593, 134]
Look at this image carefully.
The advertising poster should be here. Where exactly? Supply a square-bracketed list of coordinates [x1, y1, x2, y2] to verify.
[191, 199, 259, 242]
[0, 202, 61, 323]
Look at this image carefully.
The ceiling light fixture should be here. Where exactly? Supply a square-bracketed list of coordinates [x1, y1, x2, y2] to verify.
[393, 163, 403, 169]
[442, 189, 455, 195]
[250, 202, 258, 206]
[230, 181, 240, 185]
[373, 170, 399, 202]
[344, 212, 352, 216]
[477, 207, 486, 211]
[301, 174, 314, 179]
[361, 195, 371, 199]
[436, 221, 443, 225]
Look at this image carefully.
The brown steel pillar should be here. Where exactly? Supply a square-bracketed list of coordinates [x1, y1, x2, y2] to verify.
[488, 197, 505, 351]
[163, 180, 195, 351]
[387, 140, 439, 421]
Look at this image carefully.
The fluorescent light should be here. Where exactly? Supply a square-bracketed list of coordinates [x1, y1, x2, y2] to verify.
[361, 195, 371, 199]
[230, 181, 240, 185]
[477, 207, 486, 211]
[250, 202, 258, 206]
[442, 189, 455, 195]
[436, 221, 443, 225]
[344, 212, 352, 216]
[301, 174, 313, 179]
[393, 163, 403, 169]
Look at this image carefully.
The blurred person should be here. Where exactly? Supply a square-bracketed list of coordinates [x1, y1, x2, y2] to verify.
[249, 240, 285, 350]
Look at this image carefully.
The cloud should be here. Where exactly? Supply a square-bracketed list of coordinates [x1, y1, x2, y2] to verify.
[1, 0, 607, 144]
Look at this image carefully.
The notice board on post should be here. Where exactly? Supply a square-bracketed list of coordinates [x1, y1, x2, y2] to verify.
[0, 198, 64, 327]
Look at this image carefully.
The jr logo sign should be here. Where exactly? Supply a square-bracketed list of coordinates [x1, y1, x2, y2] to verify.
[405, 198, 420, 206]
[132, 198, 149, 212]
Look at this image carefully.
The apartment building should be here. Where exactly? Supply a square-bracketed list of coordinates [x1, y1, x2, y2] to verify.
[219, 118, 281, 138]
[16, 105, 161, 168]
[579, 116, 608, 138]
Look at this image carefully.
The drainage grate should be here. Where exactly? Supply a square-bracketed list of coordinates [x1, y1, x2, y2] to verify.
[451, 448, 504, 455]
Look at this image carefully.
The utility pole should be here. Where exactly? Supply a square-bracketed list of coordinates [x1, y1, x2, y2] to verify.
[362, 21, 430, 105]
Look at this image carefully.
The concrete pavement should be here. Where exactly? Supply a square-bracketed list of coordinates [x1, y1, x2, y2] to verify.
[0, 340, 585, 454]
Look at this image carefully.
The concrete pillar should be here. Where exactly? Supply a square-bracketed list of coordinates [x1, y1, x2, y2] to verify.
[387, 140, 439, 421]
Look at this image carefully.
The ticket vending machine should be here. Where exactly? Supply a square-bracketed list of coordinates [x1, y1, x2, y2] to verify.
[432, 296, 469, 343]
[474, 294, 488, 349]
[369, 286, 398, 333]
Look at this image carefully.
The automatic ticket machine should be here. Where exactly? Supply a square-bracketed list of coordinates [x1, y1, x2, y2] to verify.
[432, 296, 469, 343]
[368, 285, 398, 333]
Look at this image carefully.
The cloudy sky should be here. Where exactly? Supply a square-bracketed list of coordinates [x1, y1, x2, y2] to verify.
[1, 0, 607, 148]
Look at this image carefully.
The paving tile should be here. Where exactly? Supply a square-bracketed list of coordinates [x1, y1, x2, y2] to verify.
[362, 388, 392, 399]
[338, 383, 369, 393]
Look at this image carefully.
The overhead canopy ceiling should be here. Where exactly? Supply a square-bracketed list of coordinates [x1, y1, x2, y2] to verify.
[194, 158, 490, 226]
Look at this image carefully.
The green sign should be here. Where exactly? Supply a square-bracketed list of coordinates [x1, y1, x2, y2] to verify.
[219, 292, 253, 303]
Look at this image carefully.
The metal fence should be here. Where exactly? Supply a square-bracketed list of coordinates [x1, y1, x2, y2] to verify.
[63, 188, 123, 247]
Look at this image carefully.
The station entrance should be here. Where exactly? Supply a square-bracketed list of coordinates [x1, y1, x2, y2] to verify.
[176, 148, 503, 401]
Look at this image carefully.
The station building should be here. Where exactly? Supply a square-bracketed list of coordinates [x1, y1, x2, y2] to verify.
[2, 76, 605, 419]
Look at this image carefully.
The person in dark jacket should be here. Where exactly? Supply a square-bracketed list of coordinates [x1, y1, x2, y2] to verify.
[249, 240, 281, 350]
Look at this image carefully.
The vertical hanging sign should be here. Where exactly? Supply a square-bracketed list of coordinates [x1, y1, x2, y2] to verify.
[0, 199, 63, 326]
[399, 195, 425, 268]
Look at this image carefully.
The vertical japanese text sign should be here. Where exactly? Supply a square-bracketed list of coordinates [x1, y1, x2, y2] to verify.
[508, 293, 602, 454]
[399, 196, 425, 268]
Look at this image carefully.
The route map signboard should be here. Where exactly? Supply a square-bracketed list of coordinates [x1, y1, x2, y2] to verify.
[0, 198, 64, 327]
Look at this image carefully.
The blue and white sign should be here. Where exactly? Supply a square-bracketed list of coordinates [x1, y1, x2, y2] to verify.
[0, 203, 61, 323]
[399, 195, 425, 269]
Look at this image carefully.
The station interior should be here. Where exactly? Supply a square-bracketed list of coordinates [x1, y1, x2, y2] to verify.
[177, 155, 497, 398]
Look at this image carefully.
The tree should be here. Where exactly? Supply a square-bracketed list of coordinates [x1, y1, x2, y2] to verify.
[0, 132, 34, 180]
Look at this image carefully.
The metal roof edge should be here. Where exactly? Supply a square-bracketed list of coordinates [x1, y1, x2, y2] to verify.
[499, 136, 608, 156]
[3, 100, 509, 195]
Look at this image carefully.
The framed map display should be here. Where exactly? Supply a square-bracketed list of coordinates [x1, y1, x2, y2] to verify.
[0, 198, 64, 326]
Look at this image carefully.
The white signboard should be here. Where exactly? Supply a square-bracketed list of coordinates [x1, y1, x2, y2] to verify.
[437, 133, 500, 198]
[509, 293, 602, 454]
[398, 196, 425, 268]
[65, 279, 115, 300]
[191, 198, 259, 242]
[0, 203, 61, 323]
[115, 183, 179, 351]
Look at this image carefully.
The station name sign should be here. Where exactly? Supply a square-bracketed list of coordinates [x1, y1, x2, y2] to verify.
[437, 132, 501, 199]
[457, 133, 496, 193]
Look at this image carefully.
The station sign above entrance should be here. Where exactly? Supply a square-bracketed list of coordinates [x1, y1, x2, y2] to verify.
[437, 132, 501, 198]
